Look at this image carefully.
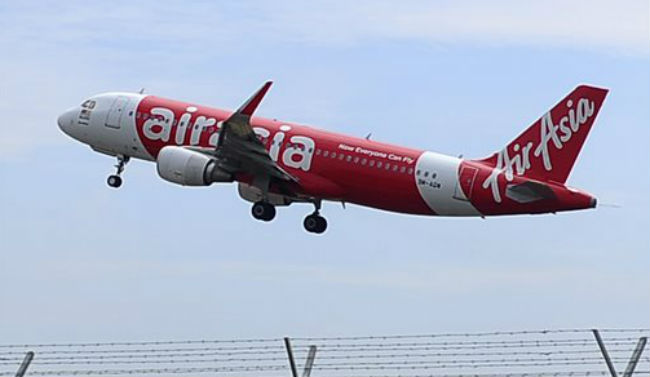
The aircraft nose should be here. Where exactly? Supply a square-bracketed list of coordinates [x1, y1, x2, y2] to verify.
[57, 108, 76, 135]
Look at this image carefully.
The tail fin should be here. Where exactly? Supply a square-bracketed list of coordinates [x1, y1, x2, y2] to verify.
[476, 85, 608, 184]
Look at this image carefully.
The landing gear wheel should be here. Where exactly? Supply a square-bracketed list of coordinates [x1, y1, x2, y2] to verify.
[304, 214, 327, 234]
[107, 175, 122, 188]
[251, 201, 276, 222]
[107, 155, 129, 189]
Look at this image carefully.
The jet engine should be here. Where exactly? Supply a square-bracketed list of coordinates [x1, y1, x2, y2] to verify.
[156, 146, 233, 186]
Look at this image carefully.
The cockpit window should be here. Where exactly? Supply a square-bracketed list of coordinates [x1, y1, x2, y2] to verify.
[80, 109, 91, 120]
[81, 100, 96, 109]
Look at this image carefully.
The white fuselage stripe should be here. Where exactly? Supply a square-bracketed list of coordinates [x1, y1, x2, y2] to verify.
[414, 151, 481, 216]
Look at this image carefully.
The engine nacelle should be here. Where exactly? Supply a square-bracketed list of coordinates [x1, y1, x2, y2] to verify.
[156, 146, 233, 186]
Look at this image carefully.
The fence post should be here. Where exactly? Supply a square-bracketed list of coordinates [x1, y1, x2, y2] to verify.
[622, 336, 647, 377]
[15, 351, 34, 377]
[592, 329, 618, 377]
[284, 337, 298, 377]
[302, 345, 317, 377]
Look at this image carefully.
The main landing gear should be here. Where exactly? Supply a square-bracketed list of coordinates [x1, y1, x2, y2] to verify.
[249, 199, 328, 234]
[303, 213, 327, 234]
[107, 155, 129, 188]
[251, 201, 276, 221]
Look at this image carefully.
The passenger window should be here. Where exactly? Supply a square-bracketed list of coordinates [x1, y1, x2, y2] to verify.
[385, 163, 391, 170]
[346, 155, 352, 162]
[323, 150, 329, 157]
[338, 154, 344, 160]
[353, 157, 359, 163]
[407, 167, 414, 174]
[377, 161, 382, 168]
[369, 160, 375, 167]
[331, 152, 337, 158]
[393, 165, 399, 172]
[316, 149, 322, 156]
[400, 166, 406, 173]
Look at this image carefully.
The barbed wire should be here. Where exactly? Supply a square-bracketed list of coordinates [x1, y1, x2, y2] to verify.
[297, 337, 643, 348]
[0, 346, 287, 356]
[0, 329, 646, 377]
[2, 371, 648, 377]
[1, 341, 643, 359]
[2, 329, 646, 349]
[328, 373, 644, 377]
[0, 347, 639, 361]
[0, 365, 287, 376]
[7, 366, 645, 377]
[310, 361, 645, 370]
[0, 338, 280, 349]
[293, 329, 650, 341]
[5, 338, 639, 351]
[4, 354, 647, 366]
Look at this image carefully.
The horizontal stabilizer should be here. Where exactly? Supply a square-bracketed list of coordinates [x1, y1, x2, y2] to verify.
[506, 180, 556, 204]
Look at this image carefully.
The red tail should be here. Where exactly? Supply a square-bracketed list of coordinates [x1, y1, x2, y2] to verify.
[476, 85, 608, 184]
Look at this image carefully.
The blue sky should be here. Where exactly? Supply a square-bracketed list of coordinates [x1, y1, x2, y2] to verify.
[0, 0, 648, 343]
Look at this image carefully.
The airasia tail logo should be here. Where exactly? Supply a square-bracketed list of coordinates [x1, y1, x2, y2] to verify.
[481, 98, 596, 203]
[137, 105, 316, 172]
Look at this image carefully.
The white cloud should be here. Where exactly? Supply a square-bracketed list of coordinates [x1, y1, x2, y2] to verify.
[2, 1, 647, 56]
[251, 0, 649, 54]
[0, 0, 647, 158]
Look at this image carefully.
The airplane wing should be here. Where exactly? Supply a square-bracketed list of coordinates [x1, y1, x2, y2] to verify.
[194, 81, 297, 185]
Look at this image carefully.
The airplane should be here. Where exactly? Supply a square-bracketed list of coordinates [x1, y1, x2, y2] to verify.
[58, 82, 608, 234]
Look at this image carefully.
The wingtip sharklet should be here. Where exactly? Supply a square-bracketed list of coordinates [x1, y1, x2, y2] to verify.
[237, 81, 273, 117]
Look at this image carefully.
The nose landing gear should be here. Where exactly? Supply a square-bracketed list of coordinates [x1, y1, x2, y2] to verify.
[107, 175, 122, 188]
[107, 155, 129, 188]
[303, 200, 327, 234]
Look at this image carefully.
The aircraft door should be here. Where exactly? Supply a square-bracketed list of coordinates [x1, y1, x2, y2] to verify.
[453, 165, 478, 200]
[105, 96, 129, 129]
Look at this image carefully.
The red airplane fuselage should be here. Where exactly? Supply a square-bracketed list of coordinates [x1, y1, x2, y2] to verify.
[57, 84, 607, 232]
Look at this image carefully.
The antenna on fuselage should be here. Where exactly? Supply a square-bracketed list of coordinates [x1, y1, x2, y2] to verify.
[365, 132, 372, 140]
[138, 88, 145, 94]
